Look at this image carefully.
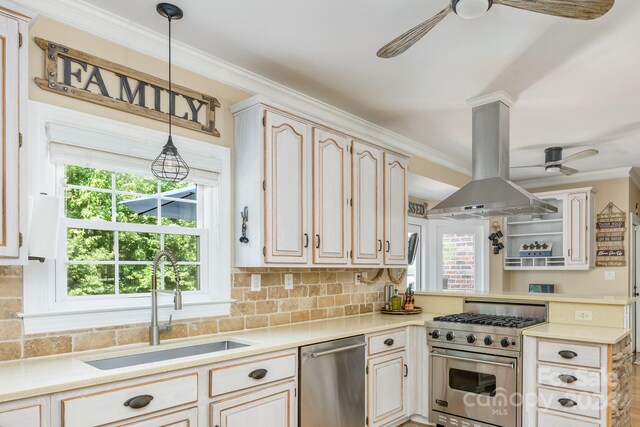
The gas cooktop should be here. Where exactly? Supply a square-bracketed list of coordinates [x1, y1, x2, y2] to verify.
[432, 313, 544, 329]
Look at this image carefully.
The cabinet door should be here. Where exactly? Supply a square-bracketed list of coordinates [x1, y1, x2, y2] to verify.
[312, 128, 350, 264]
[0, 405, 41, 427]
[384, 153, 408, 265]
[264, 111, 311, 264]
[0, 14, 21, 258]
[367, 351, 406, 427]
[566, 192, 588, 266]
[211, 381, 296, 427]
[352, 141, 383, 265]
[118, 407, 197, 427]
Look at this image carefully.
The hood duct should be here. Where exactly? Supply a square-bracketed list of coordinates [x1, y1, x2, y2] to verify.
[427, 92, 557, 219]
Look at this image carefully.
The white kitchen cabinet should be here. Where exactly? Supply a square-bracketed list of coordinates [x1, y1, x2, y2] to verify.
[232, 96, 408, 268]
[210, 381, 296, 427]
[384, 153, 408, 265]
[312, 128, 350, 264]
[367, 351, 407, 427]
[0, 396, 49, 427]
[352, 141, 384, 265]
[0, 6, 31, 260]
[264, 110, 311, 264]
[504, 187, 594, 270]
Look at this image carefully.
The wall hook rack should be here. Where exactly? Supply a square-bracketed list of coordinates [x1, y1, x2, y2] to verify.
[239, 206, 249, 243]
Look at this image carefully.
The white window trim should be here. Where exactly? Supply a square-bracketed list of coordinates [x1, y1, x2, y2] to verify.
[408, 217, 429, 291]
[426, 220, 490, 293]
[21, 101, 232, 334]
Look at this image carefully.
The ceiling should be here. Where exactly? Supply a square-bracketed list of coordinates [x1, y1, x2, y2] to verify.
[80, 0, 640, 181]
[408, 173, 458, 201]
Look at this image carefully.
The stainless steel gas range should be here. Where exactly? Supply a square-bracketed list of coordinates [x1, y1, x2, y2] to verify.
[427, 299, 547, 427]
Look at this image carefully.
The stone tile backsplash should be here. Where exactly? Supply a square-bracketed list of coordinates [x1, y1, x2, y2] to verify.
[0, 266, 400, 361]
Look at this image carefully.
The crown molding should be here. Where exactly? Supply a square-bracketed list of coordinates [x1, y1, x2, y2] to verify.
[467, 90, 517, 108]
[516, 167, 636, 189]
[14, 0, 471, 175]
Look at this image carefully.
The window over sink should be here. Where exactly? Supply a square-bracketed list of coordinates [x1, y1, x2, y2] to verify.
[22, 103, 231, 334]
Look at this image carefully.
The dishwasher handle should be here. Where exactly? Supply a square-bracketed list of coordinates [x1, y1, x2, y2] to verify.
[308, 342, 366, 359]
[431, 351, 516, 369]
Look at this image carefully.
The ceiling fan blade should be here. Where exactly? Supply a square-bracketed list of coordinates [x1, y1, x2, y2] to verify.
[558, 148, 599, 164]
[494, 0, 614, 20]
[377, 5, 452, 58]
[559, 165, 579, 176]
[511, 164, 547, 168]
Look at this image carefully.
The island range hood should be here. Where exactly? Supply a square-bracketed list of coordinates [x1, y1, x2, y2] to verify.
[427, 92, 557, 219]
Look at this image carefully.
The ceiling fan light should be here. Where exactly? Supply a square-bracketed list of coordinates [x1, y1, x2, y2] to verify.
[453, 0, 492, 20]
[545, 165, 560, 173]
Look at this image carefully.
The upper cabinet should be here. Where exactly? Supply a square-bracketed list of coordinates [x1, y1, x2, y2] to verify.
[504, 187, 594, 270]
[232, 97, 409, 268]
[352, 141, 383, 265]
[384, 153, 408, 265]
[0, 7, 31, 260]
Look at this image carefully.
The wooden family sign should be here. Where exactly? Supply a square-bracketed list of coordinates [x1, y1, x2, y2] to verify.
[34, 38, 221, 137]
[595, 205, 626, 267]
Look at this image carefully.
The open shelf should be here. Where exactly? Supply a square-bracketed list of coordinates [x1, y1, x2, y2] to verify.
[507, 219, 564, 225]
[506, 232, 563, 238]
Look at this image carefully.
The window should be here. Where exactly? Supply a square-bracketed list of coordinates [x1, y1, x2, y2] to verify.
[22, 103, 231, 333]
[61, 165, 203, 298]
[407, 218, 428, 290]
[425, 220, 489, 292]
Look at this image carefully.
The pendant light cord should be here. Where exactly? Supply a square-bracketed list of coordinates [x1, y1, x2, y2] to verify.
[168, 15, 173, 138]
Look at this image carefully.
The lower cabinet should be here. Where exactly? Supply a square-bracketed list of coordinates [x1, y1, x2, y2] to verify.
[210, 381, 296, 427]
[116, 407, 198, 427]
[367, 351, 407, 427]
[0, 396, 49, 427]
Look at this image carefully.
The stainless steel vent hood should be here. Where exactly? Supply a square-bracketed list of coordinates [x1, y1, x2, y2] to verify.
[427, 92, 557, 219]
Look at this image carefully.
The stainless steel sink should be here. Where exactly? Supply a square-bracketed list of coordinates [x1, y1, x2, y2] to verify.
[85, 340, 250, 370]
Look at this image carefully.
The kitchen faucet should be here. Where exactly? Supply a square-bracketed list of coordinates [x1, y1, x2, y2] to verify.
[150, 250, 183, 346]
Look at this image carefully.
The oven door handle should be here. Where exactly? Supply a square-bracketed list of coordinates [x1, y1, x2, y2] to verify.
[431, 352, 516, 369]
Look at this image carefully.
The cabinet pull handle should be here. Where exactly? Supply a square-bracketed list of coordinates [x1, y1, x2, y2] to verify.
[386, 241, 390, 253]
[384, 338, 394, 346]
[558, 350, 578, 359]
[248, 368, 268, 380]
[378, 240, 383, 252]
[558, 374, 578, 384]
[124, 394, 154, 409]
[304, 233, 309, 248]
[404, 364, 408, 377]
[316, 234, 320, 249]
[558, 398, 577, 408]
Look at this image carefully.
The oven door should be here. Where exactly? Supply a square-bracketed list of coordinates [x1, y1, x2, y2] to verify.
[430, 347, 518, 427]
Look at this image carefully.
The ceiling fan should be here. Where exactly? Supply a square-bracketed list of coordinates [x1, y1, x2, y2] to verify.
[377, 0, 615, 58]
[512, 147, 599, 176]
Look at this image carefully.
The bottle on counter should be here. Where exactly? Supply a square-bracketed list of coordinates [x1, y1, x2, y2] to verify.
[390, 289, 403, 311]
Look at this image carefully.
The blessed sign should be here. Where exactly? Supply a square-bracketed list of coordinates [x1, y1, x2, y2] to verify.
[34, 38, 221, 137]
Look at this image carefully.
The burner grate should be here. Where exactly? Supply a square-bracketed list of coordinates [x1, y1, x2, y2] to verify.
[432, 313, 544, 328]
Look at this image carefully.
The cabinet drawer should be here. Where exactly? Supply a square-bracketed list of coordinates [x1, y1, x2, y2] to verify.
[538, 340, 601, 368]
[538, 363, 602, 394]
[117, 407, 197, 427]
[61, 373, 198, 427]
[368, 329, 406, 356]
[537, 386, 600, 419]
[210, 352, 296, 397]
[537, 409, 599, 427]
[0, 405, 41, 427]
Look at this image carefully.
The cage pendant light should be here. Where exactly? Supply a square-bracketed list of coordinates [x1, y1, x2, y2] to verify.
[151, 3, 190, 182]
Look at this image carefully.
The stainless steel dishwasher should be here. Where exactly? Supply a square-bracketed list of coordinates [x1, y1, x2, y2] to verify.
[300, 335, 366, 427]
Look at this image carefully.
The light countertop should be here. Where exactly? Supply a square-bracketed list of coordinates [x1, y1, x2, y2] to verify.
[416, 291, 635, 305]
[0, 312, 435, 404]
[522, 323, 631, 345]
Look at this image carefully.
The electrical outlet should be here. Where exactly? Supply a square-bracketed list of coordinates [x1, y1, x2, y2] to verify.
[575, 310, 593, 321]
[284, 273, 293, 290]
[355, 272, 368, 286]
[605, 271, 616, 281]
[251, 274, 261, 292]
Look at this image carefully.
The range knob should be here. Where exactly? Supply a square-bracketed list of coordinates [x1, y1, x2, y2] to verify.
[446, 331, 455, 341]
[483, 336, 494, 346]
[466, 334, 476, 344]
[501, 337, 512, 348]
[430, 330, 441, 339]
